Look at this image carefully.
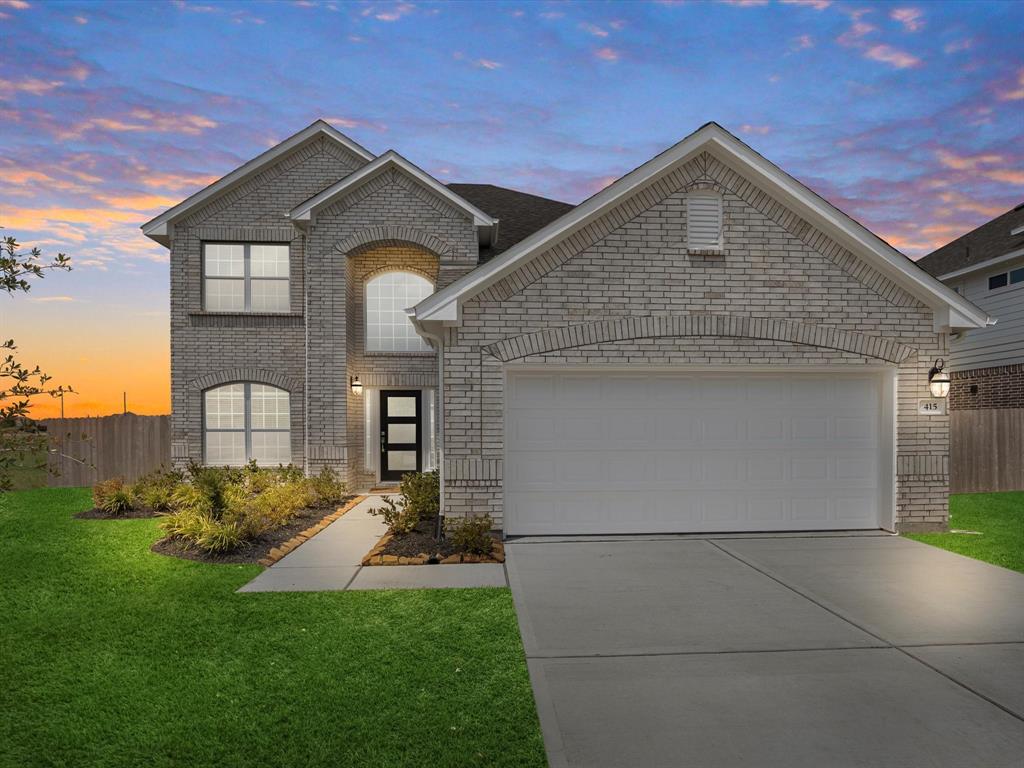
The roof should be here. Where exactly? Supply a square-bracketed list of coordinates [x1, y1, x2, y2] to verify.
[446, 184, 575, 262]
[289, 151, 498, 247]
[412, 122, 992, 333]
[916, 203, 1024, 280]
[141, 120, 374, 246]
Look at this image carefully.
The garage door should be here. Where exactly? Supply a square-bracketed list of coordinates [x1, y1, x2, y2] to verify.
[504, 370, 891, 535]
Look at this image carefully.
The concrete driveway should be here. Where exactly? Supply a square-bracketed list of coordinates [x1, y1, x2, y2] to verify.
[505, 533, 1024, 768]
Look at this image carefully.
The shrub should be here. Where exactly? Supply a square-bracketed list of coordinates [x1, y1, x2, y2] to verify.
[131, 469, 183, 512]
[448, 514, 494, 555]
[306, 466, 348, 508]
[369, 495, 419, 535]
[400, 470, 439, 522]
[93, 478, 135, 515]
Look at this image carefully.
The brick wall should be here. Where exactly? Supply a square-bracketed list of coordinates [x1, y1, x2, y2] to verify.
[950, 363, 1024, 410]
[441, 151, 950, 532]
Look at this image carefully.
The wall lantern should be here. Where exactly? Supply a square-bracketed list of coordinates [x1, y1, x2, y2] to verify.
[928, 359, 951, 398]
[350, 375, 363, 396]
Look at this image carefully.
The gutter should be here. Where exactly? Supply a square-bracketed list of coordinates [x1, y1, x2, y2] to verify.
[410, 310, 446, 535]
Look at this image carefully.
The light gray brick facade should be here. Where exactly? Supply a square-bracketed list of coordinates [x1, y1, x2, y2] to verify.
[168, 136, 476, 488]
[164, 126, 963, 533]
[440, 152, 951, 532]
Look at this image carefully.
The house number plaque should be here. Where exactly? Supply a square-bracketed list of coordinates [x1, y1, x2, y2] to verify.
[917, 399, 946, 416]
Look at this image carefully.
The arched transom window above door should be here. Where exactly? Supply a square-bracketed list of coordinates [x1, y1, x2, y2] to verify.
[365, 271, 433, 352]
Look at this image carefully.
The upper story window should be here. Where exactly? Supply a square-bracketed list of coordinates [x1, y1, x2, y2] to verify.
[687, 192, 723, 252]
[204, 382, 291, 466]
[988, 267, 1024, 291]
[203, 243, 290, 313]
[366, 271, 433, 352]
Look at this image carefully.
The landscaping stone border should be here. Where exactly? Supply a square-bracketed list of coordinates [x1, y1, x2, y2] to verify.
[361, 534, 505, 566]
[256, 495, 367, 567]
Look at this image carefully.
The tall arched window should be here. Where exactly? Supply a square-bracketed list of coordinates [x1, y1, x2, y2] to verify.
[204, 383, 291, 466]
[365, 271, 433, 352]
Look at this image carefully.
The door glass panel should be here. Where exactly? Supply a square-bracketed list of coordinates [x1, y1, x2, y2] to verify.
[387, 397, 417, 417]
[387, 451, 417, 470]
[387, 424, 416, 444]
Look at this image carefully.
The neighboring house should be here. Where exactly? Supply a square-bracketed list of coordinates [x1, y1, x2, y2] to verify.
[916, 204, 1024, 410]
[144, 120, 989, 535]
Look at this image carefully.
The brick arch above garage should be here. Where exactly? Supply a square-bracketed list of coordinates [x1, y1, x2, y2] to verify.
[481, 314, 918, 365]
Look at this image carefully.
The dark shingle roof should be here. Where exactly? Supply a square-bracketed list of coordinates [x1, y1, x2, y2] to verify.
[448, 183, 575, 263]
[916, 203, 1024, 277]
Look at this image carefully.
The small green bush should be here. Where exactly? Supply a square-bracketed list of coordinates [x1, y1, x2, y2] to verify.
[400, 470, 439, 522]
[93, 478, 135, 515]
[448, 514, 494, 555]
[131, 469, 183, 512]
[369, 495, 419, 535]
[306, 466, 348, 508]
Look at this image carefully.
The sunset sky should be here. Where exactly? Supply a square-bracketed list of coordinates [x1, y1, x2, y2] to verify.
[2, 0, 1022, 418]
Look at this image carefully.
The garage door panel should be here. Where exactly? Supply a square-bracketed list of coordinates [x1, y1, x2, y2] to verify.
[505, 370, 886, 535]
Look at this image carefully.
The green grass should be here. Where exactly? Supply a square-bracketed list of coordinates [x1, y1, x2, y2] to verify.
[905, 491, 1024, 573]
[0, 488, 546, 768]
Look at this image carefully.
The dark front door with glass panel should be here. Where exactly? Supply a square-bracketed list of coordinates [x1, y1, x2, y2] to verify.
[380, 390, 421, 481]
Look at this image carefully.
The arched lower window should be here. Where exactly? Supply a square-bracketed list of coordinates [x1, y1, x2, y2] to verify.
[366, 271, 433, 352]
[204, 383, 291, 466]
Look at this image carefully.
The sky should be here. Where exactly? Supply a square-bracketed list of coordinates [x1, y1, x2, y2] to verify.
[2, 0, 1022, 418]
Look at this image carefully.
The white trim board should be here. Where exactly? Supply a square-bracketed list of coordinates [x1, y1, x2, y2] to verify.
[412, 122, 991, 332]
[141, 120, 375, 246]
[289, 150, 499, 246]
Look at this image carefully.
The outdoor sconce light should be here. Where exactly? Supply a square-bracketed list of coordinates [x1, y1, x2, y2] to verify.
[350, 375, 363, 396]
[928, 359, 951, 398]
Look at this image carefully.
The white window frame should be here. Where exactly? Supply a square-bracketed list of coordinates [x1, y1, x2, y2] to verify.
[365, 271, 434, 353]
[203, 382, 291, 466]
[987, 266, 1024, 292]
[686, 192, 724, 252]
[202, 242, 290, 313]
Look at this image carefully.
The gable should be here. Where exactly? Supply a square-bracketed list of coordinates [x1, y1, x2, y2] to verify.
[142, 120, 373, 245]
[412, 123, 990, 332]
[290, 151, 498, 247]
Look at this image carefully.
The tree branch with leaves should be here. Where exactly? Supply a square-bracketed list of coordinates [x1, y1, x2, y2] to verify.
[0, 232, 73, 490]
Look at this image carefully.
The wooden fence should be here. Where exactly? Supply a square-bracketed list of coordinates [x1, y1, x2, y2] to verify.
[42, 414, 171, 488]
[950, 408, 1024, 494]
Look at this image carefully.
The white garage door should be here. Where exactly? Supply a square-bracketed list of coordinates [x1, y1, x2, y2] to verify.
[504, 369, 891, 535]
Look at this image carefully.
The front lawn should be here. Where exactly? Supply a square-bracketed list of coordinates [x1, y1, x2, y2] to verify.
[0, 488, 546, 768]
[904, 491, 1024, 574]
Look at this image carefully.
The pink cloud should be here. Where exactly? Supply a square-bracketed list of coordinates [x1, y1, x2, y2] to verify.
[935, 148, 1002, 171]
[790, 34, 814, 51]
[943, 38, 972, 54]
[0, 77, 64, 98]
[780, 0, 831, 8]
[837, 21, 876, 47]
[740, 124, 772, 135]
[474, 58, 502, 70]
[997, 68, 1024, 101]
[863, 44, 920, 69]
[890, 8, 924, 32]
[594, 47, 620, 62]
[0, 0, 31, 8]
[720, 0, 769, 6]
[579, 22, 608, 38]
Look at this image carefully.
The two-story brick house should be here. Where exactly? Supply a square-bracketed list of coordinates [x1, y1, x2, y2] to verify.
[145, 120, 990, 534]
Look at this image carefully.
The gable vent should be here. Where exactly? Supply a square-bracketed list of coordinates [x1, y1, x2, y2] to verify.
[687, 193, 723, 251]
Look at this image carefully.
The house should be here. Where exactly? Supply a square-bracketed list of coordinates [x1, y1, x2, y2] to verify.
[916, 204, 1024, 410]
[143, 120, 990, 535]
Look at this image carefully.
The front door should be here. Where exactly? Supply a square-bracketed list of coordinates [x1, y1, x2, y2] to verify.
[380, 390, 422, 482]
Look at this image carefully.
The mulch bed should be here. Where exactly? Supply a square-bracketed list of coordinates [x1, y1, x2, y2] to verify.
[150, 496, 360, 566]
[362, 519, 504, 566]
[76, 507, 161, 520]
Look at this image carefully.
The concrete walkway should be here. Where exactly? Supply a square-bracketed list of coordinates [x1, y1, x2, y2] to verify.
[506, 533, 1024, 768]
[238, 495, 506, 592]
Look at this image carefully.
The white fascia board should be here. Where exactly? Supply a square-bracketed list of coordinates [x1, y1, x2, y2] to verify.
[1011, 224, 1024, 236]
[936, 247, 1024, 282]
[289, 150, 499, 230]
[140, 120, 374, 246]
[413, 123, 991, 331]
